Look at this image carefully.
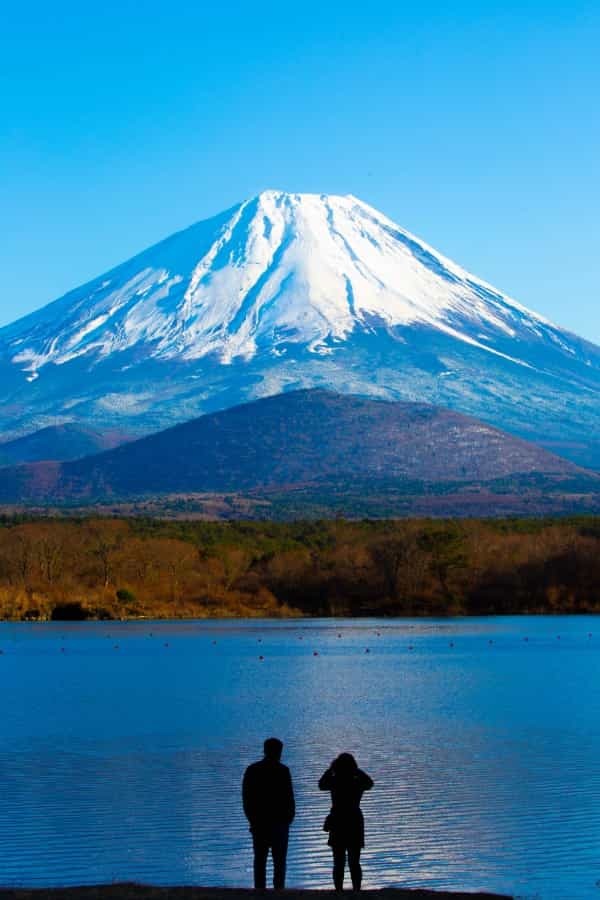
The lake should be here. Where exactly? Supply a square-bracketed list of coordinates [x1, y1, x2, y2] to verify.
[0, 616, 599, 899]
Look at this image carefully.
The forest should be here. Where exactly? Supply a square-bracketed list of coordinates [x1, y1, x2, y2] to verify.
[0, 515, 599, 621]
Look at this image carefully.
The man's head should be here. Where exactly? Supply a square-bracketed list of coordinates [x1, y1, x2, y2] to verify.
[264, 737, 283, 761]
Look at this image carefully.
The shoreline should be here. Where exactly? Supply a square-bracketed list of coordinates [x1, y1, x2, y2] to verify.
[0, 886, 514, 900]
[3, 610, 598, 623]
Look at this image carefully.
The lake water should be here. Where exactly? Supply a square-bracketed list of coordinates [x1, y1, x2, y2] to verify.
[0, 616, 599, 899]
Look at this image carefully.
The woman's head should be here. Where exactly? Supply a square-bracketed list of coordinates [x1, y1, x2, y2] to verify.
[333, 752, 358, 775]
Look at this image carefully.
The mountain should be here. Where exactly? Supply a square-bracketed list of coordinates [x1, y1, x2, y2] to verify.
[0, 390, 596, 513]
[1, 191, 599, 467]
[0, 424, 127, 467]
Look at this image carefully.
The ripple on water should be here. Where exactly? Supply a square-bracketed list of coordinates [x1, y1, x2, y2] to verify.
[0, 616, 599, 900]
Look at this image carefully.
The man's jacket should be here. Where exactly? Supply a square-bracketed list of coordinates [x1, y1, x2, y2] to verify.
[242, 758, 295, 831]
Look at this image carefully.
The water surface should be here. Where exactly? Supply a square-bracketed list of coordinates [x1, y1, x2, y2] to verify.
[1, 616, 599, 899]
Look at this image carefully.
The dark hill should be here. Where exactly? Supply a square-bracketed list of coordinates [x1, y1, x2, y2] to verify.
[0, 389, 595, 507]
[0, 423, 127, 466]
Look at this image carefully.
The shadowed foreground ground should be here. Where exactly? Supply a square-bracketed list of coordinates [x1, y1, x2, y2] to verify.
[0, 886, 513, 900]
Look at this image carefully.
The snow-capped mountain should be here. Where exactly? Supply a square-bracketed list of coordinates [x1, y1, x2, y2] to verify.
[1, 190, 599, 466]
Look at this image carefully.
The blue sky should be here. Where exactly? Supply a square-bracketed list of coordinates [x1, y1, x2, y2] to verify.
[1, 0, 599, 339]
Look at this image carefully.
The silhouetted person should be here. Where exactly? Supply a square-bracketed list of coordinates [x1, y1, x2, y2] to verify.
[243, 737, 295, 889]
[319, 753, 373, 891]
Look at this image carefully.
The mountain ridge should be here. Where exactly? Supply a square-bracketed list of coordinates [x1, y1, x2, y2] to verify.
[1, 191, 599, 467]
[0, 390, 596, 512]
[0, 423, 128, 466]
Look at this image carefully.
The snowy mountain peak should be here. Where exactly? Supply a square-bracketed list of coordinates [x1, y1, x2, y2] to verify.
[1, 190, 561, 375]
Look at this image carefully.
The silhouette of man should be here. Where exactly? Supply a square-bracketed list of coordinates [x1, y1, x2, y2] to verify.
[242, 737, 295, 889]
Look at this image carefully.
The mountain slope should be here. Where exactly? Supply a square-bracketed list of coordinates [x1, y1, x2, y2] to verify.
[1, 191, 599, 466]
[0, 390, 594, 507]
[0, 424, 127, 466]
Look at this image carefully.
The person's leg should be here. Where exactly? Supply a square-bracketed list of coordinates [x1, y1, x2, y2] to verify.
[252, 831, 269, 889]
[271, 825, 289, 889]
[348, 846, 362, 891]
[332, 845, 346, 891]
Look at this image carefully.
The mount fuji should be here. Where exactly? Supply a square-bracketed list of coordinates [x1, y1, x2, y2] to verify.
[1, 190, 599, 467]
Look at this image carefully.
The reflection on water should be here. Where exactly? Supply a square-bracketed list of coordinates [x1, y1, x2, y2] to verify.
[0, 617, 599, 899]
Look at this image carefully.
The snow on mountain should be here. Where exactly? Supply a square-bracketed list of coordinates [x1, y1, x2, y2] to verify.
[1, 191, 599, 467]
[0, 191, 570, 370]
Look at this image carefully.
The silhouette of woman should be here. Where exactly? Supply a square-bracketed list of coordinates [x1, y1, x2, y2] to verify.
[319, 753, 374, 891]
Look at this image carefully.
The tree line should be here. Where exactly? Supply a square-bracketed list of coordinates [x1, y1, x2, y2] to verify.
[0, 515, 599, 620]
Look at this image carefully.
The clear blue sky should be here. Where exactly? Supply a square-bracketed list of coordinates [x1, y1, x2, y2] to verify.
[1, 0, 599, 340]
